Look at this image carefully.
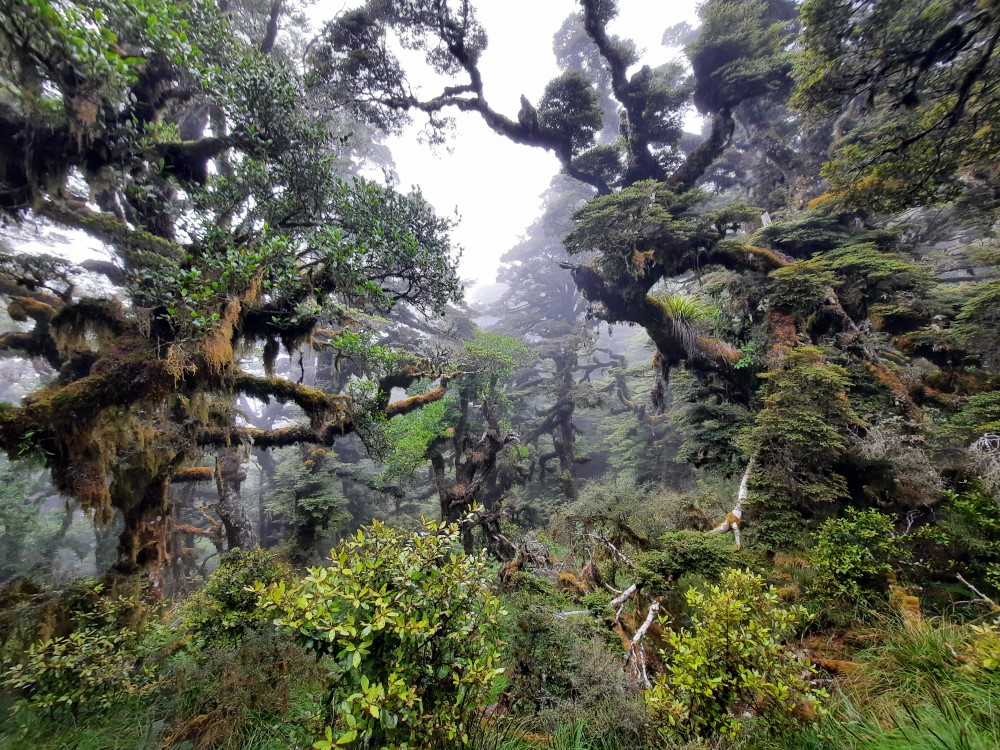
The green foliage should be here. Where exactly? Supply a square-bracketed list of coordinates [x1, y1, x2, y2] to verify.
[825, 243, 933, 317]
[955, 280, 1000, 366]
[671, 369, 754, 475]
[380, 399, 450, 482]
[499, 585, 577, 711]
[3, 0, 207, 106]
[965, 622, 1000, 674]
[1, 628, 158, 714]
[181, 548, 289, 647]
[261, 519, 504, 749]
[740, 346, 861, 544]
[912, 484, 1000, 596]
[462, 332, 537, 380]
[498, 578, 644, 747]
[751, 214, 854, 257]
[768, 259, 838, 315]
[563, 182, 766, 288]
[0, 456, 86, 582]
[687, 0, 795, 113]
[538, 72, 603, 154]
[636, 531, 737, 592]
[950, 391, 1000, 435]
[794, 0, 1000, 211]
[1, 583, 162, 714]
[652, 291, 718, 325]
[811, 508, 900, 603]
[646, 568, 823, 741]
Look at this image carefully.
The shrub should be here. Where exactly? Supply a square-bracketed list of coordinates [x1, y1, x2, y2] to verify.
[645, 568, 823, 741]
[181, 547, 289, 647]
[636, 530, 737, 592]
[0, 582, 162, 714]
[260, 518, 504, 749]
[811, 508, 900, 603]
[965, 622, 1000, 674]
[1, 627, 161, 714]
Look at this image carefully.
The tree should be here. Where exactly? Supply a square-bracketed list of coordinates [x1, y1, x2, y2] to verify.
[0, 0, 462, 577]
[795, 0, 1000, 212]
[381, 332, 535, 555]
[491, 176, 608, 502]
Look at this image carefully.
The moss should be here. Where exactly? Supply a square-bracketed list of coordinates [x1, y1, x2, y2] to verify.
[171, 466, 213, 482]
[75, 208, 183, 264]
[232, 374, 345, 427]
[7, 296, 57, 323]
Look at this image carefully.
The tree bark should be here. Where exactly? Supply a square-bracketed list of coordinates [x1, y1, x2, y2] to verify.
[215, 449, 257, 551]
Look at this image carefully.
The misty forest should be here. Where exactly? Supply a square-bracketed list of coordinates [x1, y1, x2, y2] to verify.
[2, 0, 1000, 748]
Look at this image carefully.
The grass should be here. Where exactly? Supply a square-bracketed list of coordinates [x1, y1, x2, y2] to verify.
[0, 697, 155, 750]
[2, 611, 998, 750]
[737, 615, 1000, 750]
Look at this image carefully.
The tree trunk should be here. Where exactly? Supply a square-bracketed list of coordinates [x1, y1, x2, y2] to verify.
[215, 449, 257, 551]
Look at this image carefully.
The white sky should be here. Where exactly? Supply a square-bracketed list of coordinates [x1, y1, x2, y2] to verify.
[313, 1, 701, 295]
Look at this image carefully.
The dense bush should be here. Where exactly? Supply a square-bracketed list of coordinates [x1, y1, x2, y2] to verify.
[0, 582, 162, 714]
[645, 568, 823, 741]
[930, 485, 1000, 595]
[811, 508, 900, 603]
[260, 519, 504, 749]
[636, 530, 737, 592]
[181, 547, 289, 647]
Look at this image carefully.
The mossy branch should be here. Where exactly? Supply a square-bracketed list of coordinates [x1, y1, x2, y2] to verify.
[170, 466, 214, 483]
[37, 199, 183, 270]
[232, 373, 349, 427]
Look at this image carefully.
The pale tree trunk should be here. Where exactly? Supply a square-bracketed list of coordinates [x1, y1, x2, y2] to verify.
[711, 458, 754, 547]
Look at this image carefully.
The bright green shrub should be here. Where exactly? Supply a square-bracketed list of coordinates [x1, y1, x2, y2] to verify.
[645, 568, 823, 741]
[260, 519, 504, 749]
[182, 547, 289, 647]
[636, 530, 737, 592]
[811, 508, 900, 603]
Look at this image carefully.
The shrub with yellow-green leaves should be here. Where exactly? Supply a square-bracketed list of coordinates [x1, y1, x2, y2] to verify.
[965, 621, 1000, 673]
[645, 568, 823, 741]
[811, 508, 900, 604]
[258, 518, 504, 749]
[0, 582, 163, 714]
[1, 627, 160, 714]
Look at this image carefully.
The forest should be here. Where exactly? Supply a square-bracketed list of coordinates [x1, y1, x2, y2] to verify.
[0, 0, 999, 748]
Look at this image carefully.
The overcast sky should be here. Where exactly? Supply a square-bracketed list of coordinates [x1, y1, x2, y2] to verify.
[314, 1, 701, 297]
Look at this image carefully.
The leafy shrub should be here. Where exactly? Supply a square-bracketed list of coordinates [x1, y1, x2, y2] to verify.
[1, 627, 158, 713]
[636, 530, 737, 592]
[645, 568, 823, 741]
[0, 582, 162, 714]
[158, 627, 320, 749]
[536, 638, 648, 748]
[964, 622, 1000, 674]
[811, 508, 900, 603]
[500, 589, 578, 712]
[182, 547, 288, 647]
[930, 485, 1000, 594]
[260, 519, 504, 749]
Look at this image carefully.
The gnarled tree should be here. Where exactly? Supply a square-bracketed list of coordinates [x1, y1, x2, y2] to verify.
[0, 0, 462, 579]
